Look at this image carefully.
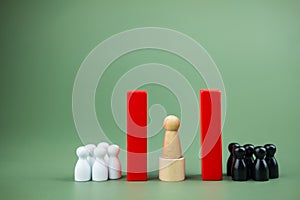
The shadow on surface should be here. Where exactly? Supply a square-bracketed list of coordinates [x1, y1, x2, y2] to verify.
[56, 173, 238, 182]
[54, 176, 76, 182]
[186, 173, 232, 181]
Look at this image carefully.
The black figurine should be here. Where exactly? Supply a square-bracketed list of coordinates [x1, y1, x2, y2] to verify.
[244, 144, 254, 180]
[232, 146, 247, 181]
[264, 144, 279, 179]
[253, 146, 269, 181]
[227, 143, 240, 176]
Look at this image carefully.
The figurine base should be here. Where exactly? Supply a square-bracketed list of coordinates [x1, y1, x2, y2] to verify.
[159, 157, 185, 181]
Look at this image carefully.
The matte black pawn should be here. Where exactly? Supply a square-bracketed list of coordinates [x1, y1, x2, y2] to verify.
[264, 144, 279, 179]
[253, 146, 269, 181]
[226, 143, 240, 176]
[244, 144, 254, 180]
[232, 146, 247, 181]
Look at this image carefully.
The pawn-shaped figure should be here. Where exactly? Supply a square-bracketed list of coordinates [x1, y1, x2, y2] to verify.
[244, 144, 254, 180]
[226, 142, 240, 176]
[230, 143, 240, 176]
[85, 144, 96, 167]
[162, 115, 182, 159]
[159, 115, 185, 181]
[253, 146, 269, 181]
[92, 147, 108, 181]
[108, 144, 122, 179]
[264, 144, 279, 179]
[232, 146, 247, 181]
[97, 142, 110, 165]
[74, 146, 91, 181]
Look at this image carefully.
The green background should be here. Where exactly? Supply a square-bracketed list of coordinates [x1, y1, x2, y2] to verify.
[1, 0, 299, 199]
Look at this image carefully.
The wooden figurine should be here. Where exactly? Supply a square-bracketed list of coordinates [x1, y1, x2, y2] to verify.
[159, 115, 185, 181]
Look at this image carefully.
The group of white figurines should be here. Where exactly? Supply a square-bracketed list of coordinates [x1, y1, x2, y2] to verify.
[74, 142, 122, 181]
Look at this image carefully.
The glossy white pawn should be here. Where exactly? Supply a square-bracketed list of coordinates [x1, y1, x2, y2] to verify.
[92, 147, 108, 181]
[74, 146, 91, 181]
[108, 144, 122, 179]
[85, 144, 96, 167]
[97, 142, 109, 165]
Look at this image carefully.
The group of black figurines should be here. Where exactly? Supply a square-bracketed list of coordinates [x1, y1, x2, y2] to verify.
[226, 143, 279, 181]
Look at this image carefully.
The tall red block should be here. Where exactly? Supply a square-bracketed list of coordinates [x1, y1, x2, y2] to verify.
[127, 90, 148, 181]
[200, 90, 222, 180]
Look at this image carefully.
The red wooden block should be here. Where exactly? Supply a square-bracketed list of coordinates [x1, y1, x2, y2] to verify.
[127, 90, 148, 181]
[200, 90, 222, 180]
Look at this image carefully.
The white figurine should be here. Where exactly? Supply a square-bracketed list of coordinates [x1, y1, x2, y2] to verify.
[108, 144, 122, 179]
[85, 144, 96, 167]
[74, 146, 91, 181]
[97, 142, 110, 165]
[92, 147, 108, 181]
